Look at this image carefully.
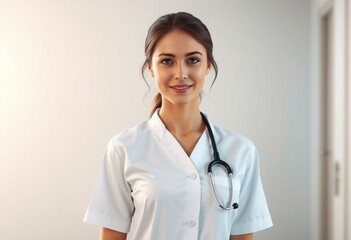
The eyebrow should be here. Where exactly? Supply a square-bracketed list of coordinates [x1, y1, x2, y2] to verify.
[157, 51, 203, 57]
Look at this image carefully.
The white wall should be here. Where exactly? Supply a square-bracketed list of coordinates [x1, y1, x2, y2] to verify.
[0, 1, 311, 239]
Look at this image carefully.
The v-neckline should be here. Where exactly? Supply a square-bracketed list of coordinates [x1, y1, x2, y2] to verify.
[165, 128, 207, 159]
[148, 109, 213, 164]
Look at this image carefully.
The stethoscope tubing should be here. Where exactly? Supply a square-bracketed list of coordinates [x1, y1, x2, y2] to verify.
[200, 112, 239, 210]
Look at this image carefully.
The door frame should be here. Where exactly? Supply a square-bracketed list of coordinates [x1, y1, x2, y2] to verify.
[318, 0, 348, 239]
[346, 0, 351, 239]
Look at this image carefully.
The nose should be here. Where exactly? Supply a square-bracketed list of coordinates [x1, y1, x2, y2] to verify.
[174, 63, 187, 80]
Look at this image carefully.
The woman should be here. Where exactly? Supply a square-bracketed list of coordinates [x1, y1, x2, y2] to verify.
[84, 12, 273, 240]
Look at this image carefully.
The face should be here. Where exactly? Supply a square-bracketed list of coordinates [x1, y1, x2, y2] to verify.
[148, 29, 210, 107]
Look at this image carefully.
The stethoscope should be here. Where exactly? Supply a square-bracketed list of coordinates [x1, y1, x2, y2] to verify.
[200, 112, 239, 210]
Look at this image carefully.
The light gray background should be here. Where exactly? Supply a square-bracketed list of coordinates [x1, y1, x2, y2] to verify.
[0, 0, 312, 239]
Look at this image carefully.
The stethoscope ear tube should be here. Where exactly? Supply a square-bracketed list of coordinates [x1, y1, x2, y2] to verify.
[200, 112, 221, 160]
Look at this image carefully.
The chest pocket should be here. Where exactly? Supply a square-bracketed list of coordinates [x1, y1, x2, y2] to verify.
[211, 176, 241, 209]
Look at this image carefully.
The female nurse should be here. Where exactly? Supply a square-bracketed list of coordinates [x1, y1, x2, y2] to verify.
[84, 12, 273, 240]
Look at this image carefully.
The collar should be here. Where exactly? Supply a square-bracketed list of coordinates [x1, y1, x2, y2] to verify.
[148, 108, 168, 140]
[148, 108, 218, 142]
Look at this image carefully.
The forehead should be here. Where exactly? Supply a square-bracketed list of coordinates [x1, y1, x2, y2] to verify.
[153, 29, 206, 56]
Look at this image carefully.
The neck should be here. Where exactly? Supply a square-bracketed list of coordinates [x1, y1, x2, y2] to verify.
[158, 101, 204, 135]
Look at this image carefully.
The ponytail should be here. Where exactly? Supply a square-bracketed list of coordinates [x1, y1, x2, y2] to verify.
[150, 93, 162, 117]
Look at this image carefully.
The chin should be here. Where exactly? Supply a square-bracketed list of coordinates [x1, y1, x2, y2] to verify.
[168, 97, 199, 106]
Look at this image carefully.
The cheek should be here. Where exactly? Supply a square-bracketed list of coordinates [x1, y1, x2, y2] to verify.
[189, 67, 209, 80]
[154, 71, 170, 84]
[152, 65, 168, 78]
[154, 70, 171, 90]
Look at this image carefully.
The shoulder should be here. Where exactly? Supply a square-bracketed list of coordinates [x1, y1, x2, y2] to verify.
[109, 120, 152, 149]
[212, 124, 254, 151]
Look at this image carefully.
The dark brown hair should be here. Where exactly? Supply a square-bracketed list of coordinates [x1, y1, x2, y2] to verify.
[141, 12, 218, 117]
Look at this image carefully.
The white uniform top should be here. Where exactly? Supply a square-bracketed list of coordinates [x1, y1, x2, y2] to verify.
[84, 110, 273, 239]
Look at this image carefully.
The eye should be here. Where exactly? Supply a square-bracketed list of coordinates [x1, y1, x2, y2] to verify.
[160, 58, 173, 65]
[187, 57, 200, 64]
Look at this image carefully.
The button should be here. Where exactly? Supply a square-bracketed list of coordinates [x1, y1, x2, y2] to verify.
[190, 173, 197, 180]
[188, 220, 196, 227]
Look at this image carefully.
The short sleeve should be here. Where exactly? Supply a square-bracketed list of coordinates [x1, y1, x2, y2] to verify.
[83, 138, 134, 233]
[231, 141, 273, 235]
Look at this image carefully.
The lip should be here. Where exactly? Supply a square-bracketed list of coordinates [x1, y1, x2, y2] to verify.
[169, 84, 193, 93]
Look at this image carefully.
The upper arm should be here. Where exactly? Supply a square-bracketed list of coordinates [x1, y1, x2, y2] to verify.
[100, 227, 127, 240]
[230, 141, 273, 234]
[84, 139, 134, 232]
[230, 233, 253, 240]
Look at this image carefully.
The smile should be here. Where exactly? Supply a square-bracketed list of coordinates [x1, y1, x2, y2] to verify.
[170, 84, 193, 90]
[169, 84, 193, 93]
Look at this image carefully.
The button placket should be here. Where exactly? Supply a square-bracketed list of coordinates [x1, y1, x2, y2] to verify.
[184, 170, 200, 238]
[163, 129, 202, 239]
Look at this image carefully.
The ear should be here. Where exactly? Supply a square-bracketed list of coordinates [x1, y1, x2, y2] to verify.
[206, 63, 211, 75]
[148, 64, 155, 78]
